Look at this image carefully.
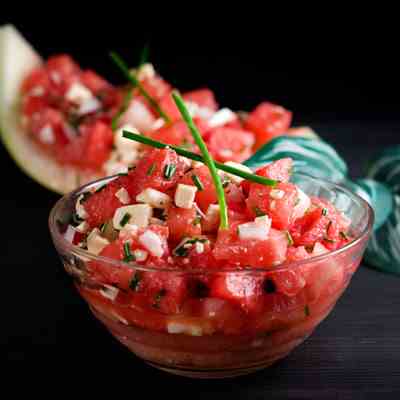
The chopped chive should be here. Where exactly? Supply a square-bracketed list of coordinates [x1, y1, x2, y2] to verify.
[139, 43, 150, 66]
[129, 272, 142, 291]
[322, 208, 328, 216]
[304, 305, 310, 316]
[326, 220, 332, 233]
[172, 91, 228, 229]
[173, 237, 207, 257]
[285, 231, 294, 246]
[153, 288, 166, 309]
[111, 87, 133, 131]
[192, 216, 202, 226]
[163, 163, 177, 180]
[99, 223, 106, 233]
[264, 279, 276, 294]
[147, 163, 156, 176]
[254, 207, 266, 217]
[340, 231, 349, 240]
[118, 172, 128, 177]
[110, 51, 170, 123]
[191, 174, 204, 191]
[120, 213, 131, 227]
[222, 177, 230, 188]
[122, 130, 277, 187]
[123, 242, 135, 262]
[324, 237, 336, 244]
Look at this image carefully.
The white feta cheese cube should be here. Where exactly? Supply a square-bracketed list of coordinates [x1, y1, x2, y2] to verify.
[223, 162, 253, 184]
[100, 284, 119, 301]
[208, 108, 237, 128]
[237, 216, 271, 241]
[121, 99, 156, 132]
[136, 63, 156, 81]
[87, 228, 110, 255]
[65, 82, 93, 104]
[136, 188, 171, 209]
[133, 249, 148, 262]
[270, 189, 285, 200]
[77, 96, 102, 115]
[119, 223, 138, 239]
[203, 204, 220, 232]
[151, 118, 165, 131]
[293, 188, 311, 220]
[195, 241, 205, 254]
[115, 187, 131, 205]
[167, 321, 203, 336]
[174, 184, 197, 209]
[113, 204, 153, 230]
[138, 230, 164, 257]
[38, 125, 55, 144]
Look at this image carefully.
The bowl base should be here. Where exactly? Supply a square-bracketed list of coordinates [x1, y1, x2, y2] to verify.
[146, 360, 278, 379]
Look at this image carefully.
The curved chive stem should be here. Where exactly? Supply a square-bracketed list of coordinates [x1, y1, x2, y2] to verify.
[111, 87, 133, 131]
[171, 91, 228, 230]
[122, 130, 278, 187]
[139, 43, 150, 66]
[110, 51, 171, 123]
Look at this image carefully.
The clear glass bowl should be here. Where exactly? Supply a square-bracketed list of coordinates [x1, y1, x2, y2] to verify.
[49, 174, 374, 378]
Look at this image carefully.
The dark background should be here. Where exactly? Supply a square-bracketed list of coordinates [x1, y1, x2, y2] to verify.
[2, 13, 399, 399]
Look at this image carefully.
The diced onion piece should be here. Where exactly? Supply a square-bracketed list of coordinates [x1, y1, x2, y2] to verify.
[119, 223, 138, 239]
[87, 228, 110, 255]
[136, 188, 171, 209]
[222, 161, 253, 184]
[238, 216, 271, 241]
[77, 97, 101, 115]
[113, 204, 153, 230]
[174, 184, 197, 209]
[208, 108, 237, 128]
[204, 204, 220, 232]
[138, 230, 164, 257]
[115, 187, 130, 205]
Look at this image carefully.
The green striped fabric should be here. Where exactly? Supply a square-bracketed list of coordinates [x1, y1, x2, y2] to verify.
[244, 135, 399, 275]
[244, 136, 348, 183]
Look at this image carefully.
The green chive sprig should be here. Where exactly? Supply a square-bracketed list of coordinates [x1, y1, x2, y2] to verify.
[171, 91, 228, 230]
[122, 130, 278, 187]
[110, 51, 170, 123]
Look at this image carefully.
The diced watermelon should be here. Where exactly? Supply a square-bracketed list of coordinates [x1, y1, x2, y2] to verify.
[138, 74, 172, 102]
[183, 89, 218, 111]
[178, 165, 217, 212]
[21, 67, 51, 95]
[80, 69, 111, 94]
[265, 269, 306, 297]
[83, 175, 133, 228]
[244, 102, 292, 149]
[167, 206, 201, 242]
[255, 157, 293, 182]
[206, 127, 254, 162]
[246, 182, 298, 230]
[213, 222, 288, 268]
[127, 148, 187, 198]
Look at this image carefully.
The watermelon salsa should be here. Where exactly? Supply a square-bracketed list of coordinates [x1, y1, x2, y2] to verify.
[51, 138, 371, 374]
[20, 54, 304, 178]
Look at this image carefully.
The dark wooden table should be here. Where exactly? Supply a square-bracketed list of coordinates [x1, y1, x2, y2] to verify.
[3, 120, 399, 398]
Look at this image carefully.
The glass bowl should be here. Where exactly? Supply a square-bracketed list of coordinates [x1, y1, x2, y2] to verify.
[49, 173, 374, 378]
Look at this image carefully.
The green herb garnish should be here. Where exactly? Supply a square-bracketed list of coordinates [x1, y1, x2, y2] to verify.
[322, 208, 328, 216]
[163, 163, 177, 180]
[304, 305, 310, 316]
[173, 238, 208, 257]
[110, 51, 170, 123]
[95, 185, 107, 194]
[340, 231, 349, 240]
[138, 43, 150, 66]
[222, 177, 230, 188]
[173, 91, 228, 228]
[285, 231, 294, 246]
[111, 87, 133, 131]
[129, 272, 142, 291]
[123, 242, 135, 263]
[191, 174, 204, 191]
[147, 163, 156, 176]
[192, 216, 202, 226]
[153, 289, 167, 309]
[122, 130, 277, 187]
[254, 206, 266, 217]
[120, 213, 131, 227]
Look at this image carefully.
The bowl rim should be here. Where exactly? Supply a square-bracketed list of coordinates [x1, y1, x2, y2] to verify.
[49, 173, 374, 274]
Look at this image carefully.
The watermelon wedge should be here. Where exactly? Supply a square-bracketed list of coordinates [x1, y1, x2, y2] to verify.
[0, 24, 100, 194]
